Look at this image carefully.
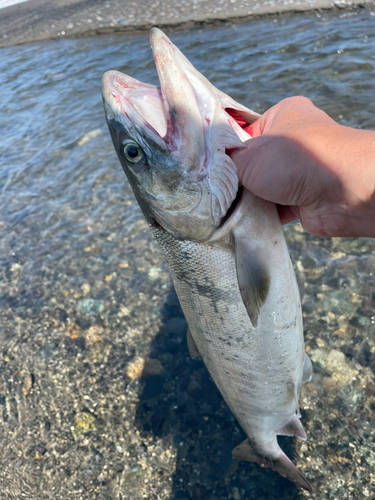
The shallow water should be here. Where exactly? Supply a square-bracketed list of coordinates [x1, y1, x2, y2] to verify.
[0, 10, 375, 500]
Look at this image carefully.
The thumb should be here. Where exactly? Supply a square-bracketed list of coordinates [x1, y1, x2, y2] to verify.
[230, 132, 267, 189]
[231, 116, 265, 183]
[245, 116, 263, 138]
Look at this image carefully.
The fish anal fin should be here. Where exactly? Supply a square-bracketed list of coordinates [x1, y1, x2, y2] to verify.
[186, 327, 201, 360]
[277, 415, 307, 441]
[232, 439, 312, 493]
[303, 352, 313, 383]
[234, 228, 270, 327]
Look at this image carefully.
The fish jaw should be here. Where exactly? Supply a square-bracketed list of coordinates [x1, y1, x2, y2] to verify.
[102, 29, 261, 242]
[102, 70, 217, 241]
[150, 27, 248, 230]
[149, 27, 206, 173]
[102, 70, 168, 151]
[102, 70, 220, 241]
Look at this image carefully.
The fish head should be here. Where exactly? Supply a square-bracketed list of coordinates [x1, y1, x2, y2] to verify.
[102, 69, 211, 241]
[102, 28, 260, 242]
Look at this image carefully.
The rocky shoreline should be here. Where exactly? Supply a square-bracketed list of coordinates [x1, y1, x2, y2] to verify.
[1, 0, 375, 49]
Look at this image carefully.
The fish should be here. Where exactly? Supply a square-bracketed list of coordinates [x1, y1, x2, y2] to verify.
[102, 28, 313, 492]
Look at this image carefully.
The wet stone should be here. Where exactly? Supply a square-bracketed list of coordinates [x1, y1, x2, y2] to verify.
[164, 317, 188, 337]
[72, 411, 96, 441]
[1, 11, 375, 500]
[79, 298, 105, 315]
[65, 321, 81, 340]
[126, 356, 164, 380]
[83, 325, 105, 345]
[301, 253, 317, 269]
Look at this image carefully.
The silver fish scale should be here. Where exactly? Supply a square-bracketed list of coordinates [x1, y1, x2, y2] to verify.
[151, 225, 300, 439]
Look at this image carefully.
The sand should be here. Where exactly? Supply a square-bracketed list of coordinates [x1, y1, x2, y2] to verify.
[1, 0, 374, 49]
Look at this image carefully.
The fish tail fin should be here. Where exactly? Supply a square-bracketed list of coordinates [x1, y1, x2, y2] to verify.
[232, 438, 312, 493]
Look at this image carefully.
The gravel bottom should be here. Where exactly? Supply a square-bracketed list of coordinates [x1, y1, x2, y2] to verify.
[1, 0, 374, 48]
[1, 215, 375, 499]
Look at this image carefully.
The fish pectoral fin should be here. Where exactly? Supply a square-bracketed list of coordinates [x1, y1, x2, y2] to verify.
[186, 327, 201, 360]
[234, 228, 270, 327]
[303, 352, 313, 383]
[232, 439, 312, 493]
[277, 415, 307, 441]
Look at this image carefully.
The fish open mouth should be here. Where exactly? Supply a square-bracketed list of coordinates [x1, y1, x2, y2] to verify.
[102, 28, 260, 241]
[103, 29, 255, 151]
[225, 108, 254, 138]
[103, 69, 253, 156]
[102, 71, 169, 146]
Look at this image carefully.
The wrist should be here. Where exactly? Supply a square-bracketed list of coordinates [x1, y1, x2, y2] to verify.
[303, 124, 375, 237]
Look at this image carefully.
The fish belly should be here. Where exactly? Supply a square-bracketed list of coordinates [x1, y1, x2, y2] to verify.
[151, 210, 304, 451]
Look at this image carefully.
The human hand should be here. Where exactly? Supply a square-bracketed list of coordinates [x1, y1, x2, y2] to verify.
[231, 96, 375, 237]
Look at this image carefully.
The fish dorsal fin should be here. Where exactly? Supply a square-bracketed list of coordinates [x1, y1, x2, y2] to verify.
[234, 227, 270, 327]
[277, 415, 307, 441]
[303, 352, 313, 383]
[186, 327, 201, 360]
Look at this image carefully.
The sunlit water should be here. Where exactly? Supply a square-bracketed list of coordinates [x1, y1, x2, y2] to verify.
[0, 11, 375, 500]
[0, 0, 30, 8]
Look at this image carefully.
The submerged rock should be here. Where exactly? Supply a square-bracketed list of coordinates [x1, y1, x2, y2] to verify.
[79, 298, 105, 316]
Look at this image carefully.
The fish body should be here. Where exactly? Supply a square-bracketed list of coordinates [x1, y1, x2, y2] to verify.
[102, 28, 312, 491]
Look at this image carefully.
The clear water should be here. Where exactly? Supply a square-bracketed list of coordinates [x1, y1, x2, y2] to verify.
[0, 10, 375, 500]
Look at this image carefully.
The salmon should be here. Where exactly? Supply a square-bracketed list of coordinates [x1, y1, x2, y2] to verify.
[102, 28, 312, 492]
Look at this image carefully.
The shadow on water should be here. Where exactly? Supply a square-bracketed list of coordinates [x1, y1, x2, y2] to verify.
[135, 287, 305, 500]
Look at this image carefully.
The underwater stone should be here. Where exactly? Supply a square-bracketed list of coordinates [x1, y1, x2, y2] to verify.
[126, 356, 164, 380]
[79, 298, 104, 316]
[73, 412, 96, 440]
[310, 348, 359, 391]
[148, 267, 162, 280]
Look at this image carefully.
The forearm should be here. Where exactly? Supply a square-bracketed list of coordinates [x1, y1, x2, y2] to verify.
[302, 124, 375, 237]
[233, 96, 375, 238]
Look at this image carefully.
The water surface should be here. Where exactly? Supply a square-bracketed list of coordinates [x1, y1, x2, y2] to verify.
[0, 10, 375, 500]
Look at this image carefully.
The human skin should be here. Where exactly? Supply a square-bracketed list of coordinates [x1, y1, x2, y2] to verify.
[231, 96, 375, 238]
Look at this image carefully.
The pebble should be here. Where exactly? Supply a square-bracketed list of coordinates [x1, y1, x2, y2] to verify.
[79, 298, 104, 316]
[73, 412, 96, 441]
[126, 357, 164, 380]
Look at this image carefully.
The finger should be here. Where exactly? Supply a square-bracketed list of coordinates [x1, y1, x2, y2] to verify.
[245, 117, 263, 138]
[230, 135, 271, 194]
[277, 205, 300, 225]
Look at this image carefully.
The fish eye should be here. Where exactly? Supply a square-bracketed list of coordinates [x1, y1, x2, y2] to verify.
[123, 140, 144, 163]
